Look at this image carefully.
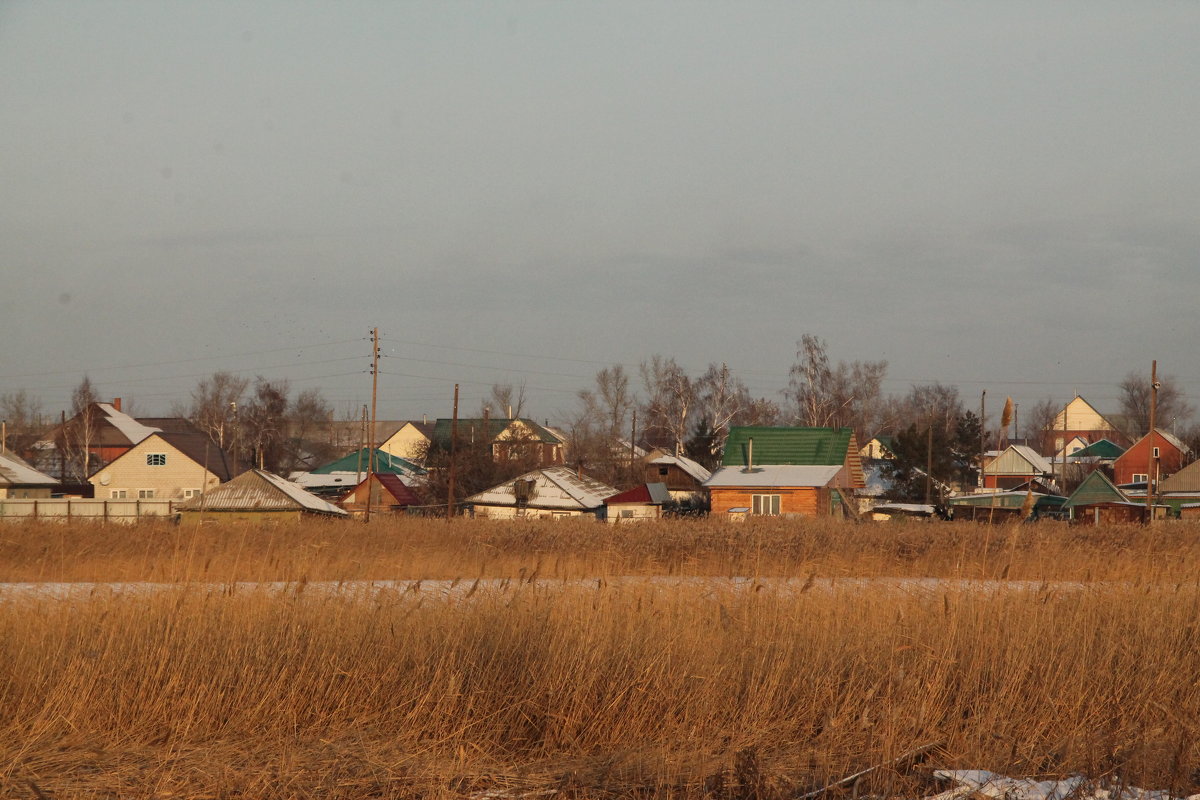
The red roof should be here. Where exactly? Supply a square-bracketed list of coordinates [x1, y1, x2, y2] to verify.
[373, 473, 421, 506]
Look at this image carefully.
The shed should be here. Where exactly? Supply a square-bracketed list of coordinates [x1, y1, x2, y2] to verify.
[338, 473, 421, 518]
[0, 450, 58, 499]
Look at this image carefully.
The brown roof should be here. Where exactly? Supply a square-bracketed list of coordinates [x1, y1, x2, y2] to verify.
[156, 432, 242, 482]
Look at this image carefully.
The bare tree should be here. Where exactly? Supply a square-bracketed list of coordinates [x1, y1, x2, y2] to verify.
[1119, 370, 1194, 438]
[486, 381, 528, 419]
[185, 371, 250, 450]
[640, 356, 694, 456]
[0, 390, 45, 455]
[241, 378, 289, 472]
[1021, 397, 1059, 451]
[692, 362, 748, 462]
[58, 376, 101, 481]
[284, 388, 335, 473]
[786, 334, 887, 439]
[566, 365, 637, 485]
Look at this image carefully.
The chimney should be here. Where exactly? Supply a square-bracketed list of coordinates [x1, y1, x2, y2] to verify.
[112, 397, 122, 412]
[746, 437, 754, 472]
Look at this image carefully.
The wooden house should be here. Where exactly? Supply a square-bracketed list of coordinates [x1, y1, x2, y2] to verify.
[337, 473, 421, 518]
[1113, 428, 1190, 488]
[982, 445, 1056, 491]
[88, 431, 238, 502]
[466, 466, 616, 520]
[642, 450, 711, 508]
[431, 418, 565, 466]
[704, 427, 864, 518]
[1062, 470, 1149, 524]
[604, 482, 672, 523]
[177, 469, 347, 522]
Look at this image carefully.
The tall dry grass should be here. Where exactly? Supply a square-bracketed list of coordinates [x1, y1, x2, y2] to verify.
[3, 516, 1200, 584]
[2, 579, 1200, 797]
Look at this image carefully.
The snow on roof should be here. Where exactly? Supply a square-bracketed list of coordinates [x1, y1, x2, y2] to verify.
[704, 464, 842, 488]
[96, 403, 160, 445]
[605, 482, 672, 506]
[647, 453, 712, 483]
[467, 466, 618, 510]
[180, 470, 347, 516]
[0, 450, 58, 487]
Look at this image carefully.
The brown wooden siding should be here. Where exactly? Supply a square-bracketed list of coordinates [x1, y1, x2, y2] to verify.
[709, 487, 825, 517]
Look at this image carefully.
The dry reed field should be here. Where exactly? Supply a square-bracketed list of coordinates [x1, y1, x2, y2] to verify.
[2, 517, 1200, 799]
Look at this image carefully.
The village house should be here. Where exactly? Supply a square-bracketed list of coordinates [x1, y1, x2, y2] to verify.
[0, 449, 58, 499]
[431, 418, 565, 466]
[466, 466, 616, 520]
[337, 472, 422, 518]
[1112, 428, 1190, 488]
[378, 420, 435, 462]
[981, 444, 1056, 492]
[177, 469, 347, 522]
[704, 426, 864, 518]
[88, 431, 239, 501]
[1042, 395, 1128, 453]
[39, 399, 161, 480]
[641, 449, 711, 509]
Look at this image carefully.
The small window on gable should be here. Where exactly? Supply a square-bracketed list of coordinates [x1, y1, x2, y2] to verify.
[1153, 447, 1160, 459]
[659, 467, 669, 476]
[147, 453, 167, 467]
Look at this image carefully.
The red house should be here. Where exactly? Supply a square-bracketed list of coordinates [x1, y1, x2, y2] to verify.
[1112, 429, 1190, 488]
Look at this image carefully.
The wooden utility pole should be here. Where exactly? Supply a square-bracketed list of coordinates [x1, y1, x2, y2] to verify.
[925, 423, 933, 506]
[1147, 360, 1158, 522]
[447, 384, 459, 520]
[978, 390, 986, 489]
[366, 327, 379, 523]
[630, 408, 638, 478]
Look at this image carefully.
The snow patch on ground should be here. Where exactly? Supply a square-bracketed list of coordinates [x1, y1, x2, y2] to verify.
[929, 770, 1200, 800]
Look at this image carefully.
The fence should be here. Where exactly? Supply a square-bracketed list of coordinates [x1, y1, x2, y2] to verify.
[0, 498, 177, 523]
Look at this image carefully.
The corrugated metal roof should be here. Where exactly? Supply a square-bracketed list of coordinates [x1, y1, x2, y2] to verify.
[984, 445, 1053, 476]
[0, 450, 58, 487]
[647, 453, 712, 483]
[705, 465, 843, 488]
[722, 427, 853, 467]
[1160, 459, 1200, 494]
[179, 470, 347, 516]
[1068, 439, 1125, 460]
[467, 466, 617, 510]
[311, 448, 424, 477]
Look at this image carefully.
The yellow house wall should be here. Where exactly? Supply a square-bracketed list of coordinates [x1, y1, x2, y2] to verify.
[89, 435, 222, 500]
[178, 509, 302, 524]
[379, 424, 430, 461]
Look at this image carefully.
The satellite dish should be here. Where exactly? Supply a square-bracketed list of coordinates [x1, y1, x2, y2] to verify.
[98, 472, 111, 486]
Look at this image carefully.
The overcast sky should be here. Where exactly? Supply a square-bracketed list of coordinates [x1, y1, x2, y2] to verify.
[2, 1, 1198, 424]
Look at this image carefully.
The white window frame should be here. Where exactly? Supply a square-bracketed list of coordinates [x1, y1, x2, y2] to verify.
[752, 494, 781, 516]
[1152, 447, 1160, 459]
[138, 489, 155, 499]
[110, 489, 127, 499]
[1131, 473, 1148, 484]
[183, 488, 203, 499]
[146, 453, 167, 466]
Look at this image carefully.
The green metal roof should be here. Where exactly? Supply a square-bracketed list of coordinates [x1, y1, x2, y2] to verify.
[1069, 439, 1125, 459]
[722, 426, 854, 467]
[1063, 470, 1129, 508]
[312, 448, 423, 475]
[431, 418, 562, 447]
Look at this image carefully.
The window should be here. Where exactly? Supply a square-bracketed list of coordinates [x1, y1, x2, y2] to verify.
[1152, 447, 1160, 459]
[752, 494, 781, 516]
[620, 509, 634, 518]
[1131, 474, 1148, 483]
[659, 467, 669, 476]
[110, 489, 127, 499]
[146, 453, 166, 466]
[138, 489, 155, 499]
[183, 488, 203, 499]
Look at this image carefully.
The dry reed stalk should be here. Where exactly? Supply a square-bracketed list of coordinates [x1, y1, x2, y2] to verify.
[4, 517, 1200, 585]
[1, 576, 1199, 798]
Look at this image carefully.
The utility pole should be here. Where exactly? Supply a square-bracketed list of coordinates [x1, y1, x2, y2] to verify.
[978, 390, 986, 489]
[1147, 360, 1158, 522]
[925, 422, 933, 506]
[447, 383, 459, 520]
[630, 407, 638, 479]
[366, 327, 379, 523]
